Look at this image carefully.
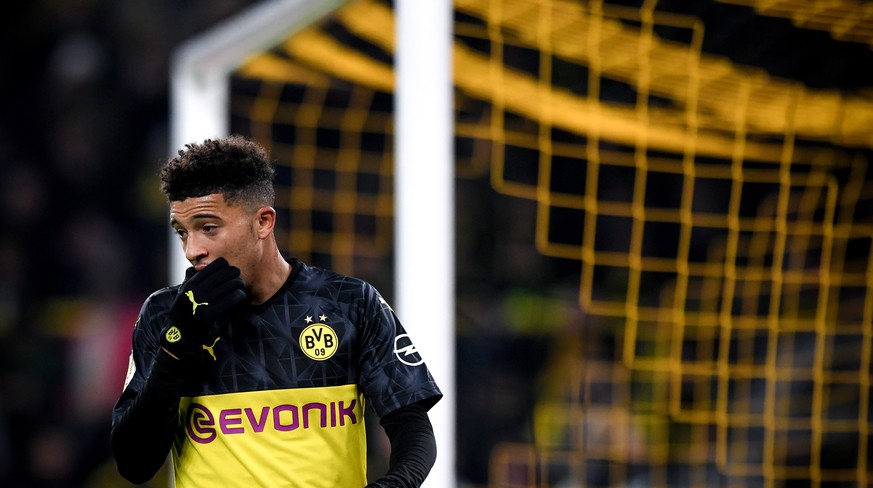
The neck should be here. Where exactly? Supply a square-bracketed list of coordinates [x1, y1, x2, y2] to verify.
[248, 246, 291, 305]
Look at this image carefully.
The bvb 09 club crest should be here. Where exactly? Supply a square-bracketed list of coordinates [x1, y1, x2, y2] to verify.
[299, 317, 338, 361]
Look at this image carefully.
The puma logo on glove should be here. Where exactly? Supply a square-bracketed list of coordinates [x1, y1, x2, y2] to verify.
[186, 290, 208, 314]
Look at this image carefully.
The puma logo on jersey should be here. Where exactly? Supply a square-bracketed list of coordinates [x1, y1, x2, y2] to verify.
[186, 290, 208, 314]
[202, 337, 221, 361]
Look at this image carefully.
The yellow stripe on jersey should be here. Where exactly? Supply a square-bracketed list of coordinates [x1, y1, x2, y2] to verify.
[172, 384, 367, 487]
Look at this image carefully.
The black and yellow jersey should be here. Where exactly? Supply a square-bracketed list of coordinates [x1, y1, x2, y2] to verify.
[112, 258, 442, 487]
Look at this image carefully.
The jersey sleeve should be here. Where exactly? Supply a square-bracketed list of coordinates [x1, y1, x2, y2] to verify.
[357, 284, 443, 419]
[111, 289, 173, 427]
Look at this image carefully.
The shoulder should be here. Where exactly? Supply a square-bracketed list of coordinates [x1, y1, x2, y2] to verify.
[292, 260, 387, 313]
[294, 260, 375, 296]
[142, 284, 180, 307]
[136, 285, 180, 324]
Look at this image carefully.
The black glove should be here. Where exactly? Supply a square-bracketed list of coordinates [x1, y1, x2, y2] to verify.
[160, 257, 246, 363]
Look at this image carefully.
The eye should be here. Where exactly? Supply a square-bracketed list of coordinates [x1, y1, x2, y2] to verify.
[175, 229, 187, 240]
[203, 224, 218, 234]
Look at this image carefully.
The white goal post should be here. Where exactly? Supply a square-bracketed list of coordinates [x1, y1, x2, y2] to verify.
[169, 1, 456, 486]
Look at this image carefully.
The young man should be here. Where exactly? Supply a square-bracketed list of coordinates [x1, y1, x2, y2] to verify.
[111, 136, 442, 487]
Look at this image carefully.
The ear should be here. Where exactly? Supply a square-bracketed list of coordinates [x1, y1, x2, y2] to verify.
[254, 206, 277, 239]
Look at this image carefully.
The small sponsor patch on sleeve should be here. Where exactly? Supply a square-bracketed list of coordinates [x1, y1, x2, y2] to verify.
[393, 334, 424, 366]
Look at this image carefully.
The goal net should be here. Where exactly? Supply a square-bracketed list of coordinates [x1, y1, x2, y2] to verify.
[174, 0, 873, 486]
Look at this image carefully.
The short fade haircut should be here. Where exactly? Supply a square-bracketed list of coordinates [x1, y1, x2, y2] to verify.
[160, 135, 275, 208]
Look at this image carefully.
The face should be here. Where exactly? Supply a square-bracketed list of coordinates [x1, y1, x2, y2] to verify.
[170, 193, 262, 285]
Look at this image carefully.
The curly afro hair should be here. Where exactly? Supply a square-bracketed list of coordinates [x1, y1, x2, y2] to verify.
[160, 135, 275, 208]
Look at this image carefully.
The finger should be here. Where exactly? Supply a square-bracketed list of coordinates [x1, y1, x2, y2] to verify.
[194, 257, 231, 280]
[184, 266, 198, 281]
[209, 277, 246, 300]
[192, 262, 238, 287]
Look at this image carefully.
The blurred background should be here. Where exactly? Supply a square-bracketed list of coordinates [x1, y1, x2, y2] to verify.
[0, 1, 257, 486]
[2, 0, 873, 487]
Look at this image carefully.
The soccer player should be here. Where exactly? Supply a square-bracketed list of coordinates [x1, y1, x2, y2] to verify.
[110, 135, 442, 487]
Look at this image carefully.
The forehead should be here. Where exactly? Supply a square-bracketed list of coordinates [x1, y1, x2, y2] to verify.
[170, 194, 238, 222]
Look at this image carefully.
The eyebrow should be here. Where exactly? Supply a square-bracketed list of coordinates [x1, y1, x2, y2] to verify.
[170, 213, 222, 226]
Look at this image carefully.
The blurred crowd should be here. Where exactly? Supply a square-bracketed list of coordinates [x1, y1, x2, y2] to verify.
[0, 1, 251, 486]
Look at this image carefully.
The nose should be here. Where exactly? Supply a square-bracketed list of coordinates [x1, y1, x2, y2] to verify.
[184, 233, 208, 263]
